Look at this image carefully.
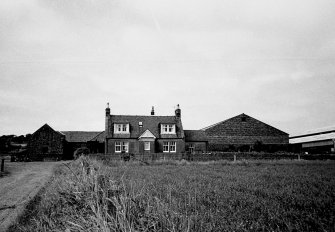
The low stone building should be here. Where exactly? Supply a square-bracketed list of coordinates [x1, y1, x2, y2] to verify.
[28, 124, 66, 160]
[184, 130, 208, 153]
[28, 125, 104, 160]
[202, 113, 289, 152]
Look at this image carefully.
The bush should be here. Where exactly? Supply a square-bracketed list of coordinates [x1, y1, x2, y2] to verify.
[73, 147, 90, 159]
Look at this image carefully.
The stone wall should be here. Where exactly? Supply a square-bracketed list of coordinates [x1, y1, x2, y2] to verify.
[28, 124, 65, 160]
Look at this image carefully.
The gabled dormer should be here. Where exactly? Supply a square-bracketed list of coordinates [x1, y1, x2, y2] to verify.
[113, 123, 130, 134]
[160, 124, 176, 134]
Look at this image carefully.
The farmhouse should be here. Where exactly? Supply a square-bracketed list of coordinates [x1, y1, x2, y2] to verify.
[105, 105, 185, 154]
[290, 126, 335, 154]
[202, 113, 289, 152]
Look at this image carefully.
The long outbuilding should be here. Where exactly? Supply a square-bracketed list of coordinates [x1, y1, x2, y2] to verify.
[290, 126, 335, 154]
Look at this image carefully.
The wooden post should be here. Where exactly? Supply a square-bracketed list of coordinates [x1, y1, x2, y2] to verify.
[1, 159, 4, 172]
[234, 155, 236, 162]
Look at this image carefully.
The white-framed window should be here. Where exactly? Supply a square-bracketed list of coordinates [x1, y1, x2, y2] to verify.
[144, 141, 150, 151]
[161, 124, 176, 134]
[115, 141, 129, 153]
[114, 124, 129, 134]
[163, 141, 176, 153]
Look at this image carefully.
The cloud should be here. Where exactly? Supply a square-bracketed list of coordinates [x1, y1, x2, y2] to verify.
[0, 0, 335, 135]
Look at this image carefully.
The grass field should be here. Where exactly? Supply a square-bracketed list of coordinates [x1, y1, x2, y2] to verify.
[9, 158, 335, 232]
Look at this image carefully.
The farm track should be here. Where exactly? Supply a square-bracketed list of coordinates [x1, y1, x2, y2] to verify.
[0, 161, 62, 231]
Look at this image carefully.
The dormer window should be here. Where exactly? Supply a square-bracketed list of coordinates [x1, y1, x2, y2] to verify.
[114, 123, 129, 134]
[161, 124, 176, 134]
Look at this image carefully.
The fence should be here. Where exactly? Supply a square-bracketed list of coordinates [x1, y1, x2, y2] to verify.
[89, 152, 335, 163]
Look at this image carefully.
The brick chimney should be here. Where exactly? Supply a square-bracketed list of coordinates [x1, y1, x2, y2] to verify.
[175, 104, 181, 118]
[105, 102, 110, 133]
[151, 106, 155, 115]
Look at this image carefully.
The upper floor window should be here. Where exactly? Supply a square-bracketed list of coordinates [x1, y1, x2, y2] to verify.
[114, 123, 129, 134]
[161, 124, 176, 134]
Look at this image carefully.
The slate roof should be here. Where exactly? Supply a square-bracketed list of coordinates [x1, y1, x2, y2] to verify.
[34, 124, 65, 137]
[89, 131, 105, 143]
[61, 131, 102, 143]
[109, 115, 184, 139]
[184, 130, 208, 142]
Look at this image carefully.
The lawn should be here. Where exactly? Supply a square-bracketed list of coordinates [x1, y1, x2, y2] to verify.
[9, 158, 335, 232]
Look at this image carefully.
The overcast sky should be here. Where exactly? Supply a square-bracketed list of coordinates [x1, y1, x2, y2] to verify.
[1, 0, 334, 136]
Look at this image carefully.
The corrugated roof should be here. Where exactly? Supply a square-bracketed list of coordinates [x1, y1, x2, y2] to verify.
[110, 115, 184, 139]
[184, 130, 208, 142]
[61, 131, 102, 143]
[290, 132, 335, 144]
[291, 125, 335, 138]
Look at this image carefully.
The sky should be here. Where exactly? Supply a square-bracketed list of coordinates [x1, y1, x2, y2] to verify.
[0, 0, 335, 136]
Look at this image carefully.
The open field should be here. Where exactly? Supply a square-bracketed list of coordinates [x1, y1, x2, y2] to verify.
[0, 161, 60, 232]
[9, 158, 335, 232]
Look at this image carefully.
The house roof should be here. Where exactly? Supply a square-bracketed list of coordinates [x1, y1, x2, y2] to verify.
[290, 132, 335, 144]
[184, 130, 208, 142]
[109, 115, 184, 139]
[61, 131, 102, 143]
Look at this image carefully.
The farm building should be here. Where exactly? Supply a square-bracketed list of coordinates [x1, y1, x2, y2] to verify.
[289, 126, 335, 154]
[184, 130, 208, 153]
[27, 124, 104, 160]
[28, 124, 66, 161]
[27, 105, 290, 160]
[202, 113, 289, 152]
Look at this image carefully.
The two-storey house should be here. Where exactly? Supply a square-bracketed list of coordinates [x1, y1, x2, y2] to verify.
[105, 104, 185, 155]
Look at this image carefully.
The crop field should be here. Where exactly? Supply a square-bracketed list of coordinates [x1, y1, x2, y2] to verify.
[9, 158, 335, 232]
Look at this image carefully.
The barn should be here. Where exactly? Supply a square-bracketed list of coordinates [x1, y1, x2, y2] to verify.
[28, 124, 66, 161]
[202, 113, 289, 152]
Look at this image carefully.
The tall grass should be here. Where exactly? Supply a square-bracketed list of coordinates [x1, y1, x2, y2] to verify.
[9, 157, 335, 232]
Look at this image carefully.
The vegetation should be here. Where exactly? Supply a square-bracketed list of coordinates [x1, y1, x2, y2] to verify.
[9, 157, 335, 232]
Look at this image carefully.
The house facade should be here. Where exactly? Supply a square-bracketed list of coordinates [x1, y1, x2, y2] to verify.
[105, 105, 185, 155]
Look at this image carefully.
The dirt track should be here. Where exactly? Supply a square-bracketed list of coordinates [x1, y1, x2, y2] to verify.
[0, 161, 60, 231]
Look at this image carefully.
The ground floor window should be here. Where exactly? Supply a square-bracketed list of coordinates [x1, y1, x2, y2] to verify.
[115, 141, 129, 153]
[163, 141, 176, 153]
[188, 144, 194, 153]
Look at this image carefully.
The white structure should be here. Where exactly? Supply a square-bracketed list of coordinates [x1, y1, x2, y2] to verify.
[290, 126, 335, 154]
